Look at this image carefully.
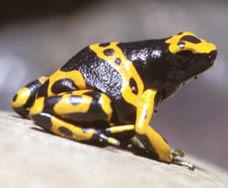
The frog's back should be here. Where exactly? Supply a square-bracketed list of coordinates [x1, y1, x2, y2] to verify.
[57, 45, 137, 124]
[59, 39, 167, 95]
[50, 39, 173, 124]
[60, 46, 123, 98]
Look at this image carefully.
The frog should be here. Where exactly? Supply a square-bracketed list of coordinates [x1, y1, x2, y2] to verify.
[11, 31, 217, 169]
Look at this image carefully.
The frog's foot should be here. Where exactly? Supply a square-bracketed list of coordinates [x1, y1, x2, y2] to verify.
[126, 136, 155, 158]
[94, 131, 120, 146]
[172, 158, 195, 170]
[172, 148, 185, 158]
[172, 148, 195, 170]
[129, 136, 145, 149]
[100, 125, 135, 147]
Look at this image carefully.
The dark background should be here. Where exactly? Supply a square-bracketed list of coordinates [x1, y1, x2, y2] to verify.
[0, 0, 227, 169]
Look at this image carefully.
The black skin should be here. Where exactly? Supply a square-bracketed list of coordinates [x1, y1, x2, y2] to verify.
[59, 39, 217, 124]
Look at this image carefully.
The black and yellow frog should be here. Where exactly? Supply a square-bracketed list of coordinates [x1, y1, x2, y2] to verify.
[11, 31, 217, 169]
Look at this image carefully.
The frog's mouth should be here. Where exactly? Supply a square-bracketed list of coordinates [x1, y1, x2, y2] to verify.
[181, 50, 217, 83]
[181, 76, 198, 87]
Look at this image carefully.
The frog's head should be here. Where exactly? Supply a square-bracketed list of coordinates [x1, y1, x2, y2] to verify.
[165, 31, 217, 84]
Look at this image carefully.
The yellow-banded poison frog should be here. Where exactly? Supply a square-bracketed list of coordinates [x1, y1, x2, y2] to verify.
[11, 31, 217, 169]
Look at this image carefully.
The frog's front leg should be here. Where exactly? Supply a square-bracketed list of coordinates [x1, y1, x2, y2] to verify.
[28, 90, 120, 146]
[135, 89, 173, 163]
[135, 89, 194, 169]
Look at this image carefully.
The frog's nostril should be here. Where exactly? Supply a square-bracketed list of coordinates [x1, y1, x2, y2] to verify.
[209, 50, 217, 61]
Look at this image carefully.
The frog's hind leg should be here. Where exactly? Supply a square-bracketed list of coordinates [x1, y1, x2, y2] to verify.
[29, 90, 120, 146]
[31, 112, 120, 146]
[11, 76, 48, 118]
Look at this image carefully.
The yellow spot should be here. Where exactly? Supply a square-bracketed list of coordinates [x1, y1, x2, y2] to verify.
[50, 116, 95, 140]
[107, 137, 120, 146]
[89, 42, 144, 106]
[165, 31, 217, 54]
[108, 125, 134, 134]
[136, 89, 157, 134]
[71, 90, 93, 95]
[53, 94, 92, 115]
[29, 97, 45, 116]
[38, 76, 48, 84]
[11, 87, 31, 108]
[99, 94, 113, 122]
[47, 69, 86, 96]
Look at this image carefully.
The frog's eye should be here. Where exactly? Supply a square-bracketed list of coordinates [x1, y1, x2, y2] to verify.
[178, 41, 186, 49]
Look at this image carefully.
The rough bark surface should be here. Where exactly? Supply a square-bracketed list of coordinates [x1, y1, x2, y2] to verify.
[0, 111, 227, 188]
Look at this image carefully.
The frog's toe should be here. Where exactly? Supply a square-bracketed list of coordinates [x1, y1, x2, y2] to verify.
[95, 132, 121, 146]
[172, 148, 185, 158]
[172, 158, 195, 170]
[170, 148, 194, 170]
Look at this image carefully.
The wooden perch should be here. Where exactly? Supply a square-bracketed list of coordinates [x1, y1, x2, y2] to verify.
[0, 111, 227, 188]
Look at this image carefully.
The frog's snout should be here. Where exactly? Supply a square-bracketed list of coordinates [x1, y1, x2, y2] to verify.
[209, 50, 217, 64]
